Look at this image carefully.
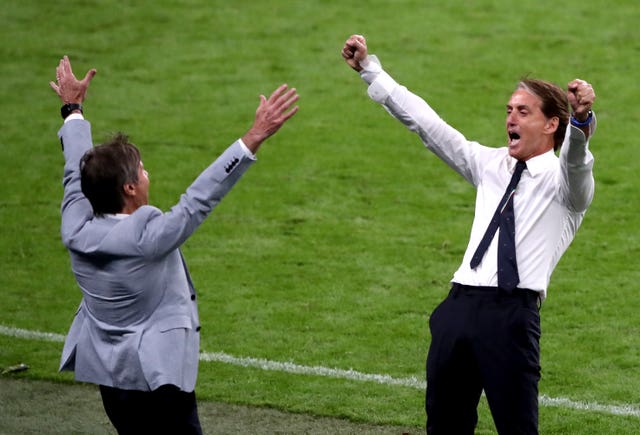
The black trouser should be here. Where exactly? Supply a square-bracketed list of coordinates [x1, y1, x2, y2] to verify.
[426, 283, 541, 435]
[99, 384, 202, 435]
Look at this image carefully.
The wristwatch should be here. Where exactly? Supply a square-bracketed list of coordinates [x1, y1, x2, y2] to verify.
[61, 103, 83, 120]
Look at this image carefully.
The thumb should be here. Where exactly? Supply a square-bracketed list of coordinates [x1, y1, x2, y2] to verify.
[81, 68, 97, 85]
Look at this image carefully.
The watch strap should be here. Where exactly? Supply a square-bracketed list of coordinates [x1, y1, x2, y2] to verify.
[570, 110, 593, 127]
[61, 103, 83, 120]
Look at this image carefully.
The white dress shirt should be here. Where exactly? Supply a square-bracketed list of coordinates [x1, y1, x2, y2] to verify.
[360, 55, 595, 300]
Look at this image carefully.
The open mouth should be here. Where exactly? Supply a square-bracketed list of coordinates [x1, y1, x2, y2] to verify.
[508, 131, 520, 145]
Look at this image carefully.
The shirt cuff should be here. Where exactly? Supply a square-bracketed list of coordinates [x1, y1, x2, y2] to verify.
[366, 69, 398, 104]
[238, 138, 257, 160]
[569, 111, 597, 139]
[64, 113, 85, 123]
[358, 54, 397, 103]
[359, 54, 382, 84]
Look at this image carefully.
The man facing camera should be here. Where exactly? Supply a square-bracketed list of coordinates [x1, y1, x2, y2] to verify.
[342, 34, 596, 434]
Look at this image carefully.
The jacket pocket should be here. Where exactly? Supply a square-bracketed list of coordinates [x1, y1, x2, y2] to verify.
[156, 315, 192, 333]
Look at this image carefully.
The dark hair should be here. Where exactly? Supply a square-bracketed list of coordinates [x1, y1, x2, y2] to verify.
[80, 132, 141, 216]
[516, 79, 570, 151]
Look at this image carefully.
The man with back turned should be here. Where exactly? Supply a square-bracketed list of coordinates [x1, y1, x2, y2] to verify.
[50, 55, 299, 434]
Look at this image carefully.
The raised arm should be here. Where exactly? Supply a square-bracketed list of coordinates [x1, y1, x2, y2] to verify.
[561, 78, 596, 212]
[50, 56, 98, 245]
[340, 34, 492, 185]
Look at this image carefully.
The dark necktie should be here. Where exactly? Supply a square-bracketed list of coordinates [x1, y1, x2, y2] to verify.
[470, 160, 527, 290]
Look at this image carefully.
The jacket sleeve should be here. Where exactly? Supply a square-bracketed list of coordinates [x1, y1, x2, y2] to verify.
[59, 119, 95, 247]
[105, 140, 256, 258]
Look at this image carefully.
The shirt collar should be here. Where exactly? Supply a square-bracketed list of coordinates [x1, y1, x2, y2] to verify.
[506, 149, 556, 177]
[103, 213, 129, 220]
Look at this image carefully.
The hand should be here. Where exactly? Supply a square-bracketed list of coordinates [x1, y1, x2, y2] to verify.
[49, 55, 97, 104]
[567, 79, 595, 122]
[241, 84, 299, 153]
[341, 34, 368, 72]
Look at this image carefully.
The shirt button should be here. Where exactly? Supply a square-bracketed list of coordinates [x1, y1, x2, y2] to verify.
[191, 294, 196, 301]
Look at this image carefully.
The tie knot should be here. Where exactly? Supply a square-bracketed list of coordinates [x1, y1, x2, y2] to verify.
[515, 160, 526, 172]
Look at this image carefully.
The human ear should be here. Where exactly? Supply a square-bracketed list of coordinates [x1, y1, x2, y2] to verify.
[544, 116, 559, 134]
[123, 183, 137, 197]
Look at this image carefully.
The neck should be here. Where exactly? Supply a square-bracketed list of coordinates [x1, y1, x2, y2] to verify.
[120, 200, 142, 215]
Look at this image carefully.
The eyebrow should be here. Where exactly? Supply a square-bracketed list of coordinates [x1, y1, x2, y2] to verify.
[506, 104, 531, 111]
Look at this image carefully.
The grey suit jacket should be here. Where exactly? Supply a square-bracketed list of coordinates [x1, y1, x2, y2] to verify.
[58, 119, 254, 392]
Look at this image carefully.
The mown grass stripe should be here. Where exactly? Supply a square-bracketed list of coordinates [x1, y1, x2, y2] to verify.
[2, 324, 639, 418]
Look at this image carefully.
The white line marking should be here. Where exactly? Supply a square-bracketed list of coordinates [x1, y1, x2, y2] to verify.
[539, 395, 640, 418]
[2, 324, 639, 418]
[0, 325, 66, 343]
[200, 351, 425, 389]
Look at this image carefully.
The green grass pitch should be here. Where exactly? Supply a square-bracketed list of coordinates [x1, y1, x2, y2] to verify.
[1, 0, 639, 433]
